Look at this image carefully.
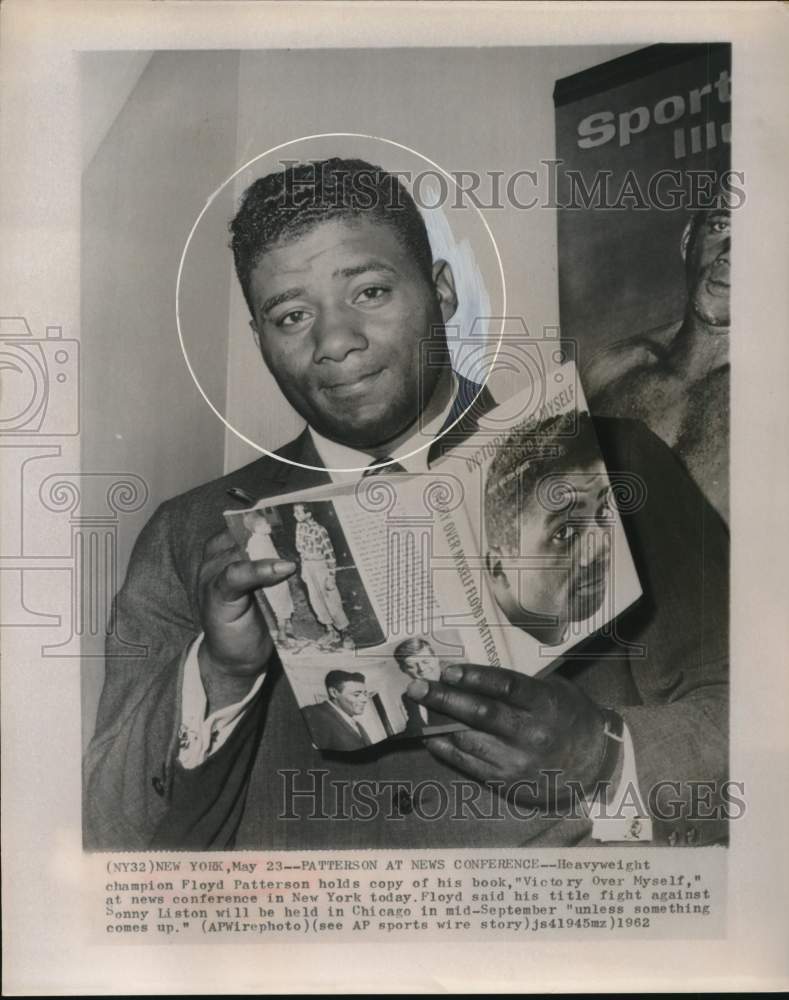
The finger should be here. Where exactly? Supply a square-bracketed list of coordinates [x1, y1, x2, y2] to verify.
[423, 735, 500, 783]
[439, 662, 554, 713]
[214, 558, 296, 603]
[405, 678, 526, 740]
[441, 728, 529, 772]
[448, 727, 514, 763]
[203, 528, 238, 560]
[199, 535, 245, 588]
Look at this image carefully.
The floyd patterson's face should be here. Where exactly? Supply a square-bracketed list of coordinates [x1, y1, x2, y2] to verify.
[330, 680, 369, 717]
[686, 207, 730, 328]
[248, 218, 456, 450]
[402, 650, 441, 682]
[488, 461, 614, 645]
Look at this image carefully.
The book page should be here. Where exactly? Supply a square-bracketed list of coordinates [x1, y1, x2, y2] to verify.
[224, 475, 503, 749]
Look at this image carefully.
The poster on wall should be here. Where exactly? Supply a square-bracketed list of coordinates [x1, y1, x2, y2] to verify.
[555, 43, 732, 523]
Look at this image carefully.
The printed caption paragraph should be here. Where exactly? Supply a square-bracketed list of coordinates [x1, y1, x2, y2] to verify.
[94, 850, 725, 942]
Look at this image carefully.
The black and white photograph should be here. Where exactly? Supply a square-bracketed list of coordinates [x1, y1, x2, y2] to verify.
[78, 44, 729, 856]
[2, 2, 788, 995]
[281, 629, 467, 751]
[234, 501, 385, 652]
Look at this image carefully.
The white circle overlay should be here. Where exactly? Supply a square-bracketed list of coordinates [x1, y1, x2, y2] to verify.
[175, 132, 507, 473]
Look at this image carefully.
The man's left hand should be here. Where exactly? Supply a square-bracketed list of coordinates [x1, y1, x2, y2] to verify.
[407, 663, 609, 806]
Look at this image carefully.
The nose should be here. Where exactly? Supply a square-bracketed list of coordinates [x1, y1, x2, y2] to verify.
[576, 523, 611, 568]
[312, 304, 368, 364]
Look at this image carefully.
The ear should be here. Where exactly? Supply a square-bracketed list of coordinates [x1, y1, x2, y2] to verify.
[432, 259, 458, 323]
[680, 218, 694, 262]
[485, 547, 508, 583]
[249, 318, 262, 354]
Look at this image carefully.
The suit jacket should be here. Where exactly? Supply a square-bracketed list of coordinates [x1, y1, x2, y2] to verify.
[302, 701, 369, 751]
[84, 403, 729, 850]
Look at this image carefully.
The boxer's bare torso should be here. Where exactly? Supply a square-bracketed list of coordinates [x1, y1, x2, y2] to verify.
[585, 322, 729, 523]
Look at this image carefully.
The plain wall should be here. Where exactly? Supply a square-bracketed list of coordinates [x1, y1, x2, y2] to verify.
[80, 50, 241, 742]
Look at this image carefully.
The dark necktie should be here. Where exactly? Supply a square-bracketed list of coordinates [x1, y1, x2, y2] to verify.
[356, 721, 372, 746]
[363, 456, 407, 476]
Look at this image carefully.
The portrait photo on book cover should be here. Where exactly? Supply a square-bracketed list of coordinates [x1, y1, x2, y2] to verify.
[81, 44, 730, 853]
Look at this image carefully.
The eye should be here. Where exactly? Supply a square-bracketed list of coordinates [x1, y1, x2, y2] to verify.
[353, 285, 390, 305]
[709, 218, 729, 234]
[551, 523, 578, 545]
[277, 309, 311, 329]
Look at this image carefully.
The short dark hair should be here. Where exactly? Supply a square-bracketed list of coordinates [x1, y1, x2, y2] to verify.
[392, 637, 434, 672]
[484, 411, 601, 552]
[325, 669, 365, 694]
[230, 157, 434, 314]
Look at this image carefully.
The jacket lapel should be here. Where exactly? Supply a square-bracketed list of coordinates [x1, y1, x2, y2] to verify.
[428, 379, 497, 465]
[248, 428, 332, 499]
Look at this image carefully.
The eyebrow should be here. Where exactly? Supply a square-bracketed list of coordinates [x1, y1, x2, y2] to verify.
[332, 259, 398, 280]
[537, 483, 609, 524]
[542, 507, 570, 531]
[261, 287, 305, 316]
[260, 260, 398, 317]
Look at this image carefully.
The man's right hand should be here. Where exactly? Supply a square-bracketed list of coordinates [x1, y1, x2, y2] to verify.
[197, 528, 296, 711]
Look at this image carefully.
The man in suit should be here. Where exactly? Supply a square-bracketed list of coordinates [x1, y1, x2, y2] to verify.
[84, 157, 729, 851]
[301, 670, 372, 750]
[393, 639, 458, 736]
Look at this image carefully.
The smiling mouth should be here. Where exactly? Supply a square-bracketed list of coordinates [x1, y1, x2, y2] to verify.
[322, 369, 383, 397]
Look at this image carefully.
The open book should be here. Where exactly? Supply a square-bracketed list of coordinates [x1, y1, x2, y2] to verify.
[224, 366, 641, 752]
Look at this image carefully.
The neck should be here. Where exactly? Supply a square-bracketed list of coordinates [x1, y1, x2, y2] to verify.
[498, 591, 567, 646]
[671, 311, 729, 380]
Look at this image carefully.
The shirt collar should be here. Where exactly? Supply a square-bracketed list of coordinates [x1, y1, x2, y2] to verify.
[309, 372, 459, 483]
